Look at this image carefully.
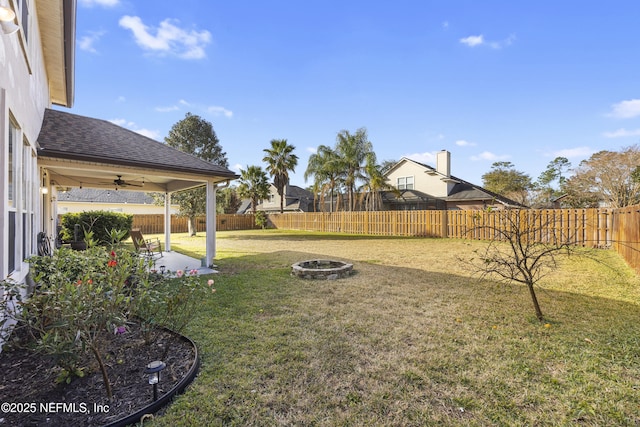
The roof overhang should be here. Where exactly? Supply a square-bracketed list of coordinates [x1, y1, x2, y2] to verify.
[39, 156, 230, 193]
[36, 109, 239, 193]
[36, 0, 76, 107]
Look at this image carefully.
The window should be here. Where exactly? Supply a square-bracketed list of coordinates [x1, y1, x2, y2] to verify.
[397, 176, 414, 190]
[6, 119, 38, 273]
[8, 122, 18, 271]
[22, 139, 35, 258]
[8, 123, 17, 206]
[17, 0, 29, 43]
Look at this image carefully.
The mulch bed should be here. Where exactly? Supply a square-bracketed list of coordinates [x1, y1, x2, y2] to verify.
[0, 320, 195, 426]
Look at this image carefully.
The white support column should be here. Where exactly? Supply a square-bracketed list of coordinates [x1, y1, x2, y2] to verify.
[205, 180, 217, 267]
[164, 192, 171, 252]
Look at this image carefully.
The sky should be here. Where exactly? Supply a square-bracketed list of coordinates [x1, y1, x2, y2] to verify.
[68, 0, 640, 189]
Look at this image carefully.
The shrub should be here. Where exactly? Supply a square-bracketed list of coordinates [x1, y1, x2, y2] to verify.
[59, 211, 133, 245]
[2, 247, 214, 400]
[2, 247, 150, 399]
[255, 210, 268, 229]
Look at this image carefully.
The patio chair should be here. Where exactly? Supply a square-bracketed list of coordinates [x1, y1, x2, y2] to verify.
[130, 229, 163, 258]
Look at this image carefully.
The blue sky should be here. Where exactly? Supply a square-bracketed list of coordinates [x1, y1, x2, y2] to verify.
[69, 0, 640, 188]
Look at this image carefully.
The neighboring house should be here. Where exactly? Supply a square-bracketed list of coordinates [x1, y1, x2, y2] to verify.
[57, 188, 178, 215]
[1, 0, 237, 287]
[237, 184, 315, 213]
[383, 150, 523, 210]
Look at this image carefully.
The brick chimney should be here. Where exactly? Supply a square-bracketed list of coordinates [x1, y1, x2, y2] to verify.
[436, 150, 451, 177]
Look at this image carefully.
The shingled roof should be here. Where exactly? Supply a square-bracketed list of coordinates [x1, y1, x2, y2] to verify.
[37, 108, 237, 179]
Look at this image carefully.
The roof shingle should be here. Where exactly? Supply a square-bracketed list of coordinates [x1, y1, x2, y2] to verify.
[37, 109, 237, 179]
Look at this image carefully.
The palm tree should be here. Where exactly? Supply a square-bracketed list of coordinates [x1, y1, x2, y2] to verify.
[237, 165, 270, 214]
[359, 158, 400, 211]
[304, 145, 342, 212]
[335, 128, 375, 211]
[263, 139, 298, 214]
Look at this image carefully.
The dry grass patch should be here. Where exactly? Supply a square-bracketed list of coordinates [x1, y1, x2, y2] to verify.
[150, 230, 640, 426]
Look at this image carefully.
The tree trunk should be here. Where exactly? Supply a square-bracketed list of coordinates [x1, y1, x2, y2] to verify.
[90, 344, 112, 400]
[527, 282, 544, 321]
[188, 216, 197, 236]
[280, 190, 284, 214]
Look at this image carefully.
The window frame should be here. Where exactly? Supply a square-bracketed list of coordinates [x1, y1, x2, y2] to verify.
[397, 175, 414, 191]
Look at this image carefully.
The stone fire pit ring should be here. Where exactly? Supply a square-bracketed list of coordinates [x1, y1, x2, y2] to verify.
[291, 259, 354, 280]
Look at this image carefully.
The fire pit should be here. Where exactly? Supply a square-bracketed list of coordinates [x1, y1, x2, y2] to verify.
[291, 259, 354, 280]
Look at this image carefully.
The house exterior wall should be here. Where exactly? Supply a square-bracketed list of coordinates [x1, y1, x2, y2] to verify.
[1, 1, 51, 282]
[261, 184, 282, 211]
[386, 159, 450, 198]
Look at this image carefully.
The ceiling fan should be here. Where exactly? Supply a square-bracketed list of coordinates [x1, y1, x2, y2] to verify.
[112, 175, 144, 188]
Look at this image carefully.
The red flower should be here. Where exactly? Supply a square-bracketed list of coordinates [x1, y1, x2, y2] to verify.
[108, 260, 117, 267]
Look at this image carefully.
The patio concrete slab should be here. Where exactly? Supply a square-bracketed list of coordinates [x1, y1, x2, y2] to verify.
[149, 251, 217, 276]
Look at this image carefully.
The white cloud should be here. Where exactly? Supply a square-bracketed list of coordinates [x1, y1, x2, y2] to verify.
[232, 163, 243, 173]
[470, 151, 509, 161]
[602, 128, 640, 138]
[109, 118, 133, 127]
[460, 35, 484, 47]
[455, 139, 476, 147]
[306, 147, 317, 154]
[551, 146, 594, 158]
[460, 33, 515, 49]
[155, 100, 233, 118]
[109, 118, 161, 140]
[78, 30, 105, 53]
[155, 105, 180, 112]
[118, 15, 211, 60]
[207, 106, 233, 118]
[79, 0, 120, 7]
[134, 128, 161, 140]
[607, 99, 640, 119]
[405, 151, 437, 165]
[442, 21, 449, 29]
[116, 96, 126, 102]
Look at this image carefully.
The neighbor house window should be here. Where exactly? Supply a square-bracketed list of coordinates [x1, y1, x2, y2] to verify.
[397, 176, 414, 190]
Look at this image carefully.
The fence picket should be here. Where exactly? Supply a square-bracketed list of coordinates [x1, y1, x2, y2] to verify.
[130, 206, 640, 273]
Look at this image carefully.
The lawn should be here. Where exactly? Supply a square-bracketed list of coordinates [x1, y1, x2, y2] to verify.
[150, 230, 640, 426]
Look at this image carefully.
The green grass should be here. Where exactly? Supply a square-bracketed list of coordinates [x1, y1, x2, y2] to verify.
[149, 230, 640, 426]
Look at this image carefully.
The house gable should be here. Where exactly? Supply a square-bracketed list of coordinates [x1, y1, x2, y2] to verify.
[383, 152, 523, 210]
[385, 156, 455, 198]
[255, 184, 315, 213]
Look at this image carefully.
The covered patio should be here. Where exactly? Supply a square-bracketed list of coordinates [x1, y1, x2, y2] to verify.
[36, 109, 238, 266]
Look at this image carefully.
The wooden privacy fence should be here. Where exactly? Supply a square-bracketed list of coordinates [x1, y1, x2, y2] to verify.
[132, 214, 258, 234]
[132, 207, 640, 273]
[266, 210, 447, 237]
[267, 208, 613, 247]
[611, 206, 640, 272]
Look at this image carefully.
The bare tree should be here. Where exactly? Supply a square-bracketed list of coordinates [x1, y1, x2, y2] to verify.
[564, 145, 640, 208]
[465, 209, 575, 322]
